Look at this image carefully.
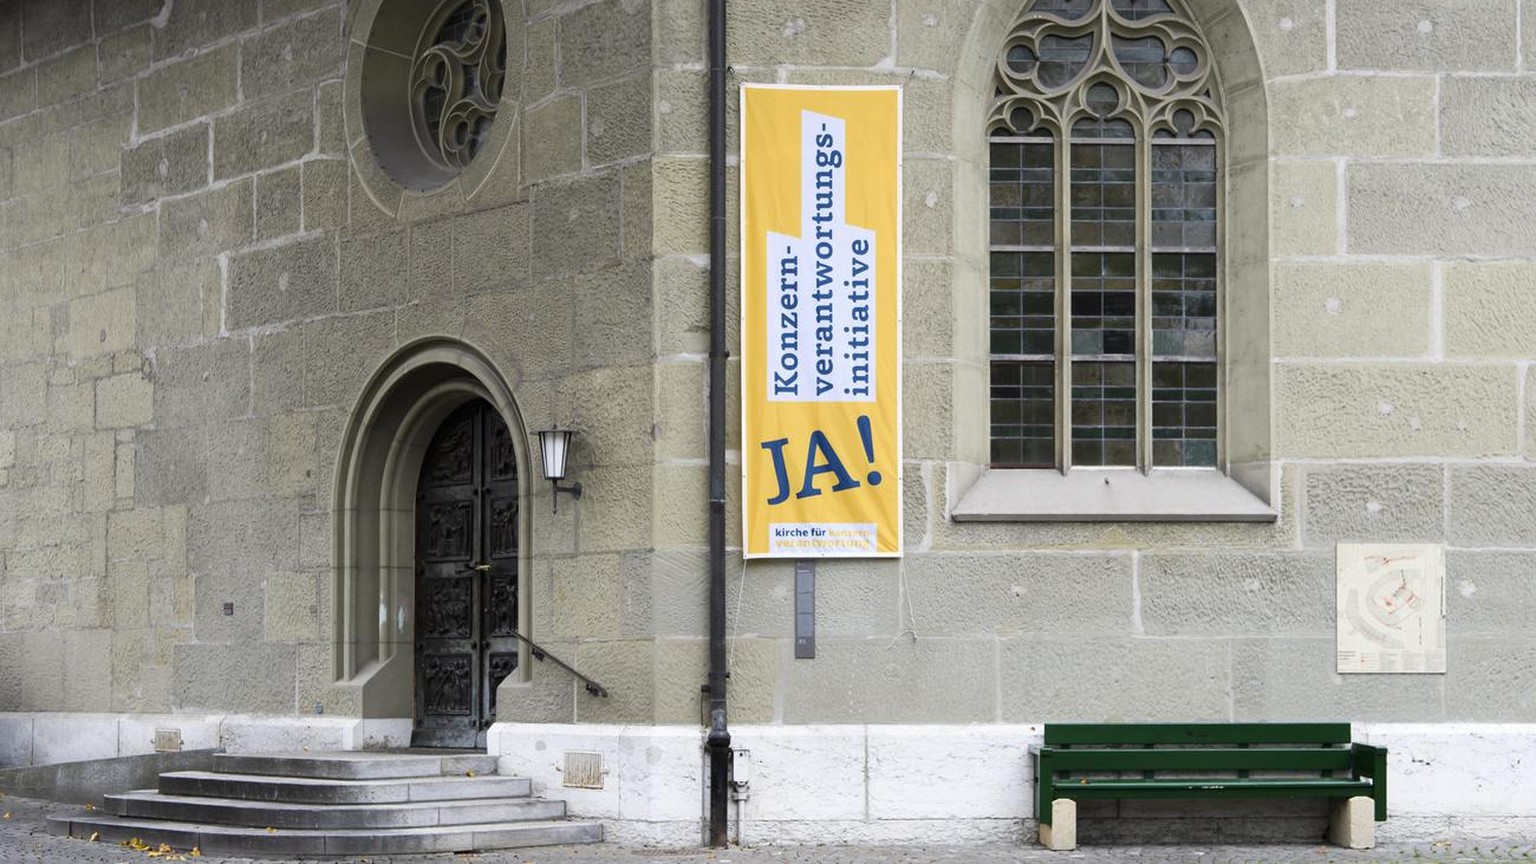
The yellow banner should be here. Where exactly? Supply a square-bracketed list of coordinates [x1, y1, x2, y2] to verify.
[741, 86, 902, 558]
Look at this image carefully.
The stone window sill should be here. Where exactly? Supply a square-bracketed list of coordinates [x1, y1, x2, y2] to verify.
[951, 467, 1275, 523]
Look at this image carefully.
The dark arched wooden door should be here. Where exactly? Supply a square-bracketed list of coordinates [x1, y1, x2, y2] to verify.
[413, 399, 519, 748]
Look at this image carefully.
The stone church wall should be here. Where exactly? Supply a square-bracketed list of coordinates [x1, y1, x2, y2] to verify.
[0, 0, 661, 722]
[639, 0, 1536, 728]
[0, 0, 1534, 843]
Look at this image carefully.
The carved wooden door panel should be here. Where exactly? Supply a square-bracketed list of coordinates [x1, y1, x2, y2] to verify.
[414, 400, 519, 749]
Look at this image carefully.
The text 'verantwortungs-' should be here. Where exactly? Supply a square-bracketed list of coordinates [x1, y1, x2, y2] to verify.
[767, 110, 876, 403]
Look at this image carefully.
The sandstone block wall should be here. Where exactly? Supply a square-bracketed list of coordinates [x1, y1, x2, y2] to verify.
[0, 0, 1533, 733]
[644, 0, 1536, 725]
[0, 0, 662, 722]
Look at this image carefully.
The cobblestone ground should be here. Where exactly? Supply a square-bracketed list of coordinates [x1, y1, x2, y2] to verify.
[3, 794, 1533, 864]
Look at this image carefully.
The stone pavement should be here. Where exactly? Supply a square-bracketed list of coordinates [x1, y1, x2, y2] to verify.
[2, 792, 1533, 864]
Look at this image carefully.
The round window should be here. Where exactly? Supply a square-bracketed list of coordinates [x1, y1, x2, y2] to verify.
[359, 0, 508, 191]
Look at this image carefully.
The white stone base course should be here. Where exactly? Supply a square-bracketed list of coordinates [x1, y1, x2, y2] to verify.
[490, 722, 1536, 847]
[487, 722, 707, 846]
[6, 716, 1536, 845]
[0, 713, 412, 768]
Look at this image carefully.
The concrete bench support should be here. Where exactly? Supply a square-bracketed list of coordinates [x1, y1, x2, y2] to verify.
[1329, 796, 1375, 849]
[1038, 798, 1077, 851]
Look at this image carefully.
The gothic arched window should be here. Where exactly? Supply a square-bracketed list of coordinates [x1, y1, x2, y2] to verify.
[988, 0, 1223, 470]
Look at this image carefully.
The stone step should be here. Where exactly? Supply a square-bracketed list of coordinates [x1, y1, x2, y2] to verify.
[158, 770, 532, 805]
[212, 752, 501, 780]
[49, 813, 603, 858]
[103, 790, 566, 829]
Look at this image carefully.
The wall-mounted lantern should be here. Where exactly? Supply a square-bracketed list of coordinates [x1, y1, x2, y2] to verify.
[537, 427, 583, 513]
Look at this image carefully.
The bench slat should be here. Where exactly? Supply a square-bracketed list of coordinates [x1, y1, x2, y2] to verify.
[1038, 746, 1353, 773]
[1044, 723, 1352, 746]
[1061, 777, 1373, 801]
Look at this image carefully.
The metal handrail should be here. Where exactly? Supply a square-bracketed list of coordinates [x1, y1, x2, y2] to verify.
[509, 631, 608, 697]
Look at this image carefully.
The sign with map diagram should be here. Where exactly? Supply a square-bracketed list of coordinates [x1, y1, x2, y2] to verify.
[1336, 543, 1446, 674]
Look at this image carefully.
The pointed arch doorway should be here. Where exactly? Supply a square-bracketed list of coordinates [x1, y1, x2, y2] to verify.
[332, 339, 534, 751]
[414, 399, 521, 748]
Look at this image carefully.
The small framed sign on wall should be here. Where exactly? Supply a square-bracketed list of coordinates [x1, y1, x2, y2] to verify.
[1336, 543, 1446, 674]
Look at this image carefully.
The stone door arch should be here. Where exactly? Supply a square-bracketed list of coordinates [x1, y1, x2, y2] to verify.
[330, 339, 532, 729]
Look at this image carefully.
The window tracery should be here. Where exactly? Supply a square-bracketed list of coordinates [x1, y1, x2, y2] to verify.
[410, 0, 507, 172]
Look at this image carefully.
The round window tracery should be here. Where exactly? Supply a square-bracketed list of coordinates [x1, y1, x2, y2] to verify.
[357, 0, 510, 192]
[410, 0, 507, 172]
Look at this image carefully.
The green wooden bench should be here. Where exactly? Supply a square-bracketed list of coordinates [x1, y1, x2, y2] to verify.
[1032, 723, 1387, 850]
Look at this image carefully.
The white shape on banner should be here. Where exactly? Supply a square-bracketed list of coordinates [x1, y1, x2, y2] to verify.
[765, 111, 877, 403]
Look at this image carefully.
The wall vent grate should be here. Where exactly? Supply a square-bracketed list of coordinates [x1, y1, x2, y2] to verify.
[153, 728, 183, 752]
[562, 750, 604, 788]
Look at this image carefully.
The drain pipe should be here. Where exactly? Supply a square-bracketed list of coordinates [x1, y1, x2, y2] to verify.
[704, 0, 732, 849]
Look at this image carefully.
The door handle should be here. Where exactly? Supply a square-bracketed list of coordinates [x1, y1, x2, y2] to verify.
[466, 562, 491, 573]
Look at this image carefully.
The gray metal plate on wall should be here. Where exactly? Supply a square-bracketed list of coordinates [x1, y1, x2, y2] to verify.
[795, 560, 815, 659]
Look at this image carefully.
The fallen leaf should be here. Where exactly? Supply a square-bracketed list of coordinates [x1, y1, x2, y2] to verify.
[85, 803, 96, 811]
[2, 812, 9, 820]
[465, 770, 476, 777]
[190, 847, 201, 857]
[266, 826, 277, 833]
[89, 832, 99, 842]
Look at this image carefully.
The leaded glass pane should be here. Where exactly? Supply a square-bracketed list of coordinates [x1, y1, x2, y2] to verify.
[1086, 82, 1121, 115]
[1038, 34, 1094, 88]
[1072, 361, 1136, 466]
[992, 252, 1056, 356]
[1110, 0, 1175, 21]
[992, 362, 1056, 467]
[1151, 142, 1217, 248]
[1111, 36, 1169, 90]
[1007, 44, 1038, 75]
[990, 140, 1055, 247]
[1151, 253, 1215, 358]
[1152, 361, 1217, 467]
[994, 106, 1041, 136]
[1169, 47, 1199, 76]
[1072, 117, 1135, 139]
[1071, 252, 1136, 356]
[1070, 140, 1135, 246]
[1154, 109, 1214, 139]
[1031, 0, 1094, 20]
